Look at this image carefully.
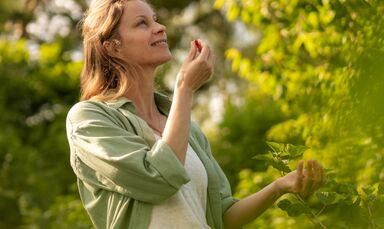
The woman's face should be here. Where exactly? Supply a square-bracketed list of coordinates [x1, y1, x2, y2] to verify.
[116, 0, 172, 68]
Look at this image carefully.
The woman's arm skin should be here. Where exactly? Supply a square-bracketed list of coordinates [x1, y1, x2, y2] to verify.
[224, 160, 325, 229]
[162, 40, 214, 164]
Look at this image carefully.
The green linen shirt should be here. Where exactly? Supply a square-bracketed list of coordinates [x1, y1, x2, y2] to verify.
[66, 93, 238, 229]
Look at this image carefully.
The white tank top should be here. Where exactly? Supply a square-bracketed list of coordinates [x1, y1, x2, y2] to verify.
[148, 135, 210, 229]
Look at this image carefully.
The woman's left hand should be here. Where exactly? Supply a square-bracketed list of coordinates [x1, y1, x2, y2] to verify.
[275, 160, 325, 198]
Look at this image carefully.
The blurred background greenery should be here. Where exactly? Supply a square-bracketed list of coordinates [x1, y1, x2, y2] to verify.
[0, 0, 383, 228]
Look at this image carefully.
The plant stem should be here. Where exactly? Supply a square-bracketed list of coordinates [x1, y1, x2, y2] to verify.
[316, 204, 327, 217]
[295, 194, 328, 229]
[363, 200, 376, 229]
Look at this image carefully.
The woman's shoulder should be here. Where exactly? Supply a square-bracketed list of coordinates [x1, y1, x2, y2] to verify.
[66, 100, 115, 124]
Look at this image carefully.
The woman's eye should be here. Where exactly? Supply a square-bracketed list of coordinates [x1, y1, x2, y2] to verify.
[137, 20, 147, 26]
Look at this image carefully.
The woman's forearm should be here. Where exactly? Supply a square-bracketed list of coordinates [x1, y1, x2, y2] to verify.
[162, 40, 213, 164]
[161, 77, 193, 164]
[224, 180, 283, 229]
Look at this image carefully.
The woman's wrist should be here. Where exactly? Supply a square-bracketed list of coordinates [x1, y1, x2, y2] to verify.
[273, 177, 289, 197]
[176, 70, 205, 97]
[172, 73, 194, 109]
[175, 72, 193, 94]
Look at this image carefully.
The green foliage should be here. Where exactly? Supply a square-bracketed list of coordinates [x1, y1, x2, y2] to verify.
[0, 39, 86, 228]
[258, 142, 384, 228]
[253, 141, 308, 174]
[210, 96, 285, 187]
[316, 191, 341, 205]
[277, 199, 311, 217]
[248, 141, 384, 228]
[212, 0, 384, 228]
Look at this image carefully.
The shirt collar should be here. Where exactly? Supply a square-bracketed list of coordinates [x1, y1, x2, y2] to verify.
[101, 92, 172, 115]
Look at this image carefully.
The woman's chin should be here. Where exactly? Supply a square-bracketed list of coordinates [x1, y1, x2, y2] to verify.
[156, 54, 172, 66]
[138, 53, 172, 68]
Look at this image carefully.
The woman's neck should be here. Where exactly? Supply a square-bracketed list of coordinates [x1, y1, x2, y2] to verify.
[124, 67, 162, 122]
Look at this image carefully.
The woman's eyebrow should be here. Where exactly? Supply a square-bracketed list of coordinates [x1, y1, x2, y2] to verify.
[134, 14, 157, 19]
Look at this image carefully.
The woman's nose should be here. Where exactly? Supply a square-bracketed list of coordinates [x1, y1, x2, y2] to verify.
[153, 23, 166, 34]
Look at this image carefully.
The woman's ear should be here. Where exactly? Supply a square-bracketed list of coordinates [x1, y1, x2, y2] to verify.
[103, 39, 121, 57]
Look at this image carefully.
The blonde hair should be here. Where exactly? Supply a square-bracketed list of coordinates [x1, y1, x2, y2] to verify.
[79, 0, 145, 101]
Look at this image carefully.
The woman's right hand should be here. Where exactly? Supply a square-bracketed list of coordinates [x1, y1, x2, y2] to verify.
[176, 39, 215, 93]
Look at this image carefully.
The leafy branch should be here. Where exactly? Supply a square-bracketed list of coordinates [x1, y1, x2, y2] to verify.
[253, 141, 328, 229]
[253, 141, 384, 228]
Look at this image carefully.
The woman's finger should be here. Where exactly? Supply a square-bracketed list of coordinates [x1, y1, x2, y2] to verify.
[302, 160, 314, 197]
[197, 39, 211, 61]
[187, 40, 198, 61]
[308, 160, 320, 194]
[311, 160, 325, 192]
[294, 160, 304, 193]
[207, 49, 215, 68]
[319, 163, 326, 185]
[194, 39, 214, 78]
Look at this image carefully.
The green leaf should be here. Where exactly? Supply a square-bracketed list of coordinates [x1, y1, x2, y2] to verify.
[227, 4, 240, 22]
[342, 195, 360, 206]
[316, 191, 340, 205]
[362, 185, 375, 195]
[377, 183, 384, 195]
[319, 5, 335, 25]
[240, 10, 252, 24]
[277, 199, 311, 217]
[252, 154, 273, 161]
[286, 144, 309, 158]
[239, 58, 252, 79]
[270, 150, 279, 158]
[213, 0, 225, 9]
[286, 203, 312, 217]
[338, 183, 358, 195]
[270, 158, 291, 173]
[280, 151, 290, 160]
[277, 199, 292, 210]
[307, 12, 319, 29]
[370, 183, 384, 195]
[266, 141, 285, 153]
[325, 169, 336, 177]
[367, 194, 377, 202]
[257, 25, 280, 54]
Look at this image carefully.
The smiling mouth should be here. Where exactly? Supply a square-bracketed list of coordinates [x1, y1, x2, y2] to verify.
[151, 39, 167, 46]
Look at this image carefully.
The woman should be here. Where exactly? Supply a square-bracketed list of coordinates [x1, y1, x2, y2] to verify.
[66, 0, 325, 228]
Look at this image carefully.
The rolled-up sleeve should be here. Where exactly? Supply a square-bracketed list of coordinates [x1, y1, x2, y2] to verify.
[67, 102, 190, 204]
